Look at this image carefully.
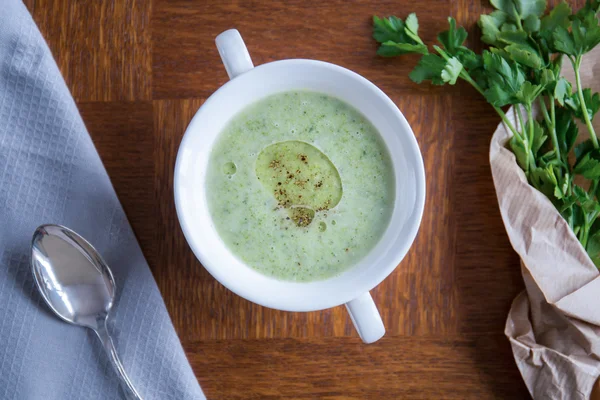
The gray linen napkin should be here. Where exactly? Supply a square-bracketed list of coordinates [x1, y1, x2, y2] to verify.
[0, 1, 206, 399]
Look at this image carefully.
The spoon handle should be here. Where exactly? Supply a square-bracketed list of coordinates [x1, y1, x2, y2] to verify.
[95, 319, 143, 400]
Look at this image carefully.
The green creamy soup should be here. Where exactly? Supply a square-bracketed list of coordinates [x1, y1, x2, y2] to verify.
[206, 91, 395, 282]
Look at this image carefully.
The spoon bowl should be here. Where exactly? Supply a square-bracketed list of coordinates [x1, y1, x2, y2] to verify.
[31, 224, 142, 400]
[31, 225, 115, 329]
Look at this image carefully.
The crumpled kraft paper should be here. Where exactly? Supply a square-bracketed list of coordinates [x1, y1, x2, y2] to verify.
[490, 46, 600, 399]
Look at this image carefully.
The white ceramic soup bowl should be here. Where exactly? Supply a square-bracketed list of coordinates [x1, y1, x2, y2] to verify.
[174, 29, 425, 343]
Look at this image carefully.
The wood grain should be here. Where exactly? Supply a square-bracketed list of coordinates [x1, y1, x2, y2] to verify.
[79, 101, 156, 264]
[26, 0, 535, 397]
[152, 0, 460, 99]
[189, 335, 526, 399]
[452, 97, 525, 334]
[26, 0, 152, 101]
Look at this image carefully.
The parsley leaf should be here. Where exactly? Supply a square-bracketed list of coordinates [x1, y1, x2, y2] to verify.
[530, 119, 547, 154]
[404, 13, 422, 44]
[505, 43, 543, 68]
[509, 134, 529, 170]
[575, 139, 596, 161]
[517, 81, 545, 104]
[409, 54, 446, 84]
[485, 0, 546, 36]
[482, 51, 527, 106]
[551, 11, 600, 57]
[555, 107, 578, 155]
[565, 89, 600, 120]
[573, 184, 600, 213]
[437, 17, 482, 71]
[539, 2, 571, 36]
[553, 77, 572, 105]
[490, 0, 520, 21]
[480, 11, 508, 46]
[441, 57, 463, 84]
[378, 41, 429, 56]
[438, 17, 468, 54]
[574, 148, 600, 179]
[514, 0, 546, 19]
[373, 16, 406, 43]
[524, 14, 541, 33]
[373, 15, 429, 56]
[586, 231, 600, 265]
[530, 165, 559, 200]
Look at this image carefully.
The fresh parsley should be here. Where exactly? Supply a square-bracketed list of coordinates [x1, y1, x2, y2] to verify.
[373, 0, 600, 267]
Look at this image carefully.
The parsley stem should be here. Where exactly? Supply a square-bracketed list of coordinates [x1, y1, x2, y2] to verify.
[514, 105, 533, 170]
[538, 97, 551, 127]
[501, 110, 521, 139]
[574, 56, 599, 148]
[581, 210, 599, 248]
[516, 105, 526, 132]
[513, 105, 537, 170]
[458, 71, 522, 140]
[496, 107, 522, 141]
[539, 96, 560, 160]
[526, 104, 537, 170]
[434, 45, 449, 59]
[550, 96, 559, 159]
[526, 104, 534, 147]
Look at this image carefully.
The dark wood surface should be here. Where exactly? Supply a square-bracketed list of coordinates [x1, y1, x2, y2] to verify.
[22, 0, 554, 398]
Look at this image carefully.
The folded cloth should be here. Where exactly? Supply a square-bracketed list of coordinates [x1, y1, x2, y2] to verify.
[0, 1, 206, 399]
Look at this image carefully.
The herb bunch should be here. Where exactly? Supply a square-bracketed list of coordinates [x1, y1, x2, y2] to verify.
[373, 0, 600, 266]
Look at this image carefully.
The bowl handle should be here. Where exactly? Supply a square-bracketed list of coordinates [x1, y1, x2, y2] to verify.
[215, 29, 254, 80]
[345, 292, 385, 344]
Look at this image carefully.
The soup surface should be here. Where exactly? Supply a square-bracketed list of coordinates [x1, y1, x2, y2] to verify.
[206, 91, 395, 281]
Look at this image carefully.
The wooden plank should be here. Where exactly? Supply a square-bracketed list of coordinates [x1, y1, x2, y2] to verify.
[80, 101, 156, 265]
[451, 96, 525, 333]
[152, 0, 457, 99]
[186, 335, 529, 399]
[26, 0, 152, 101]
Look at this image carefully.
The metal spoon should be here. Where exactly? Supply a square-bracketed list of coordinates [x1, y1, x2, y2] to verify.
[31, 224, 142, 400]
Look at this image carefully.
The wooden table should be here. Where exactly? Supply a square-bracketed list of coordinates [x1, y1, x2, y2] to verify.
[23, 0, 558, 398]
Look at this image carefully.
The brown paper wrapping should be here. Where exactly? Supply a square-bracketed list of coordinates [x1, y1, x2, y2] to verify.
[491, 47, 600, 399]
